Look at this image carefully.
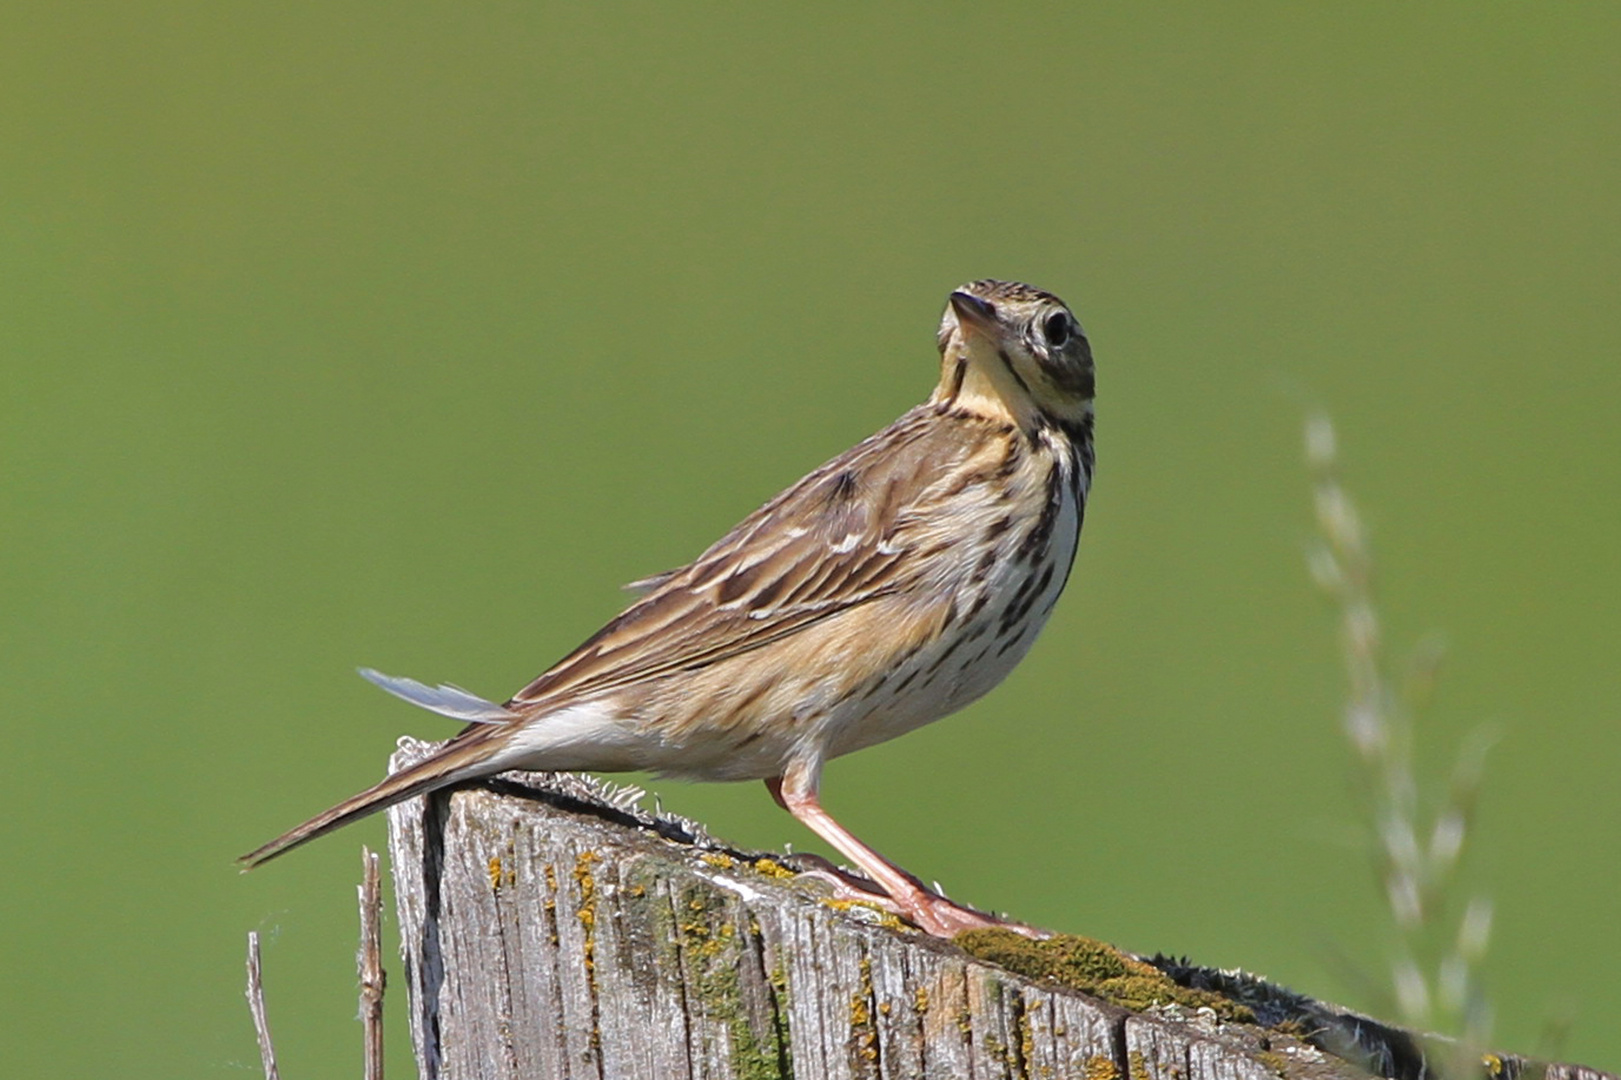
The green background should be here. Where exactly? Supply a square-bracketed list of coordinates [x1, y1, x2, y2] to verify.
[4, 4, 1618, 1075]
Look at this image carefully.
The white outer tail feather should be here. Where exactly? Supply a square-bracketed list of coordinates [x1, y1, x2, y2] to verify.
[358, 668, 642, 772]
[358, 667, 520, 724]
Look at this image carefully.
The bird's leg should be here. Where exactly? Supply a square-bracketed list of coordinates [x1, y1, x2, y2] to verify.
[766, 773, 1047, 939]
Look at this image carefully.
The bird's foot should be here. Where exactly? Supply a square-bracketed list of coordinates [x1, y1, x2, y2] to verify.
[784, 854, 1050, 940]
[888, 886, 1051, 939]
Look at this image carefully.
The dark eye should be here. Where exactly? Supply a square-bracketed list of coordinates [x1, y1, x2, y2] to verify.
[1042, 312, 1071, 347]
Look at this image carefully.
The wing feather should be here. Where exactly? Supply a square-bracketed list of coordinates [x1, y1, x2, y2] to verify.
[621, 568, 681, 595]
[507, 406, 1007, 710]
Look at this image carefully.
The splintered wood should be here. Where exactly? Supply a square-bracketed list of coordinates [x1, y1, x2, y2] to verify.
[380, 740, 1608, 1080]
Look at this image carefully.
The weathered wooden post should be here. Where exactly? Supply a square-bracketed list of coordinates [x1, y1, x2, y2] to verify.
[382, 739, 1613, 1080]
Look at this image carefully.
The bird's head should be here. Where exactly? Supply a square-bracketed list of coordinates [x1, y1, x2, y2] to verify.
[932, 279, 1094, 435]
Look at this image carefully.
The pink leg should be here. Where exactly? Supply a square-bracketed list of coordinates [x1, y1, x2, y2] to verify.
[766, 772, 1045, 939]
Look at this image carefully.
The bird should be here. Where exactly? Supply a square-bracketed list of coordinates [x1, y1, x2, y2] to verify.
[241, 279, 1096, 938]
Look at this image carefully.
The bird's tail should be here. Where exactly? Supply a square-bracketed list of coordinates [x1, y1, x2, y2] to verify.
[237, 729, 501, 869]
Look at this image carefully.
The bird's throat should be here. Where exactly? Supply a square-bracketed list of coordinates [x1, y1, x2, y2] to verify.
[936, 345, 1041, 433]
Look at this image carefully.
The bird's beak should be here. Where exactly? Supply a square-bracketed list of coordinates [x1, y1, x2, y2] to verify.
[948, 291, 998, 340]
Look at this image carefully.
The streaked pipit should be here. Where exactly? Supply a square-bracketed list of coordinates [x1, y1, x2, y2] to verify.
[242, 279, 1096, 937]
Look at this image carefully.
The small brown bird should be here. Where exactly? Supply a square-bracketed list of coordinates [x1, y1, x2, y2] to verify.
[242, 279, 1096, 937]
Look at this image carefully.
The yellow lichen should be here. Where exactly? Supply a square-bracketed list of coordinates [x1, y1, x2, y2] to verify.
[573, 851, 600, 973]
[1085, 1054, 1121, 1080]
[816, 897, 909, 932]
[542, 863, 559, 942]
[849, 956, 878, 1063]
[848, 993, 870, 1026]
[751, 857, 798, 880]
[487, 854, 515, 892]
[1017, 1000, 1035, 1076]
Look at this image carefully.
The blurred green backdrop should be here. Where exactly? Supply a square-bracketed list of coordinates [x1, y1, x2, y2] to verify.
[3, 4, 1618, 1075]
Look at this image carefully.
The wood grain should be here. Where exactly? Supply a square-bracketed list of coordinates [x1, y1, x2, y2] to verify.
[381, 739, 1614, 1080]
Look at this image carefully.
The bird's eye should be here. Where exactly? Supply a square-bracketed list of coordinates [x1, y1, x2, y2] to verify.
[1042, 313, 1071, 347]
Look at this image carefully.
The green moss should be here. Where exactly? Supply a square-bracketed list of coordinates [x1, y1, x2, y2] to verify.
[1255, 1051, 1289, 1076]
[768, 956, 791, 1017]
[676, 888, 792, 1080]
[954, 930, 1253, 1024]
[619, 862, 677, 981]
